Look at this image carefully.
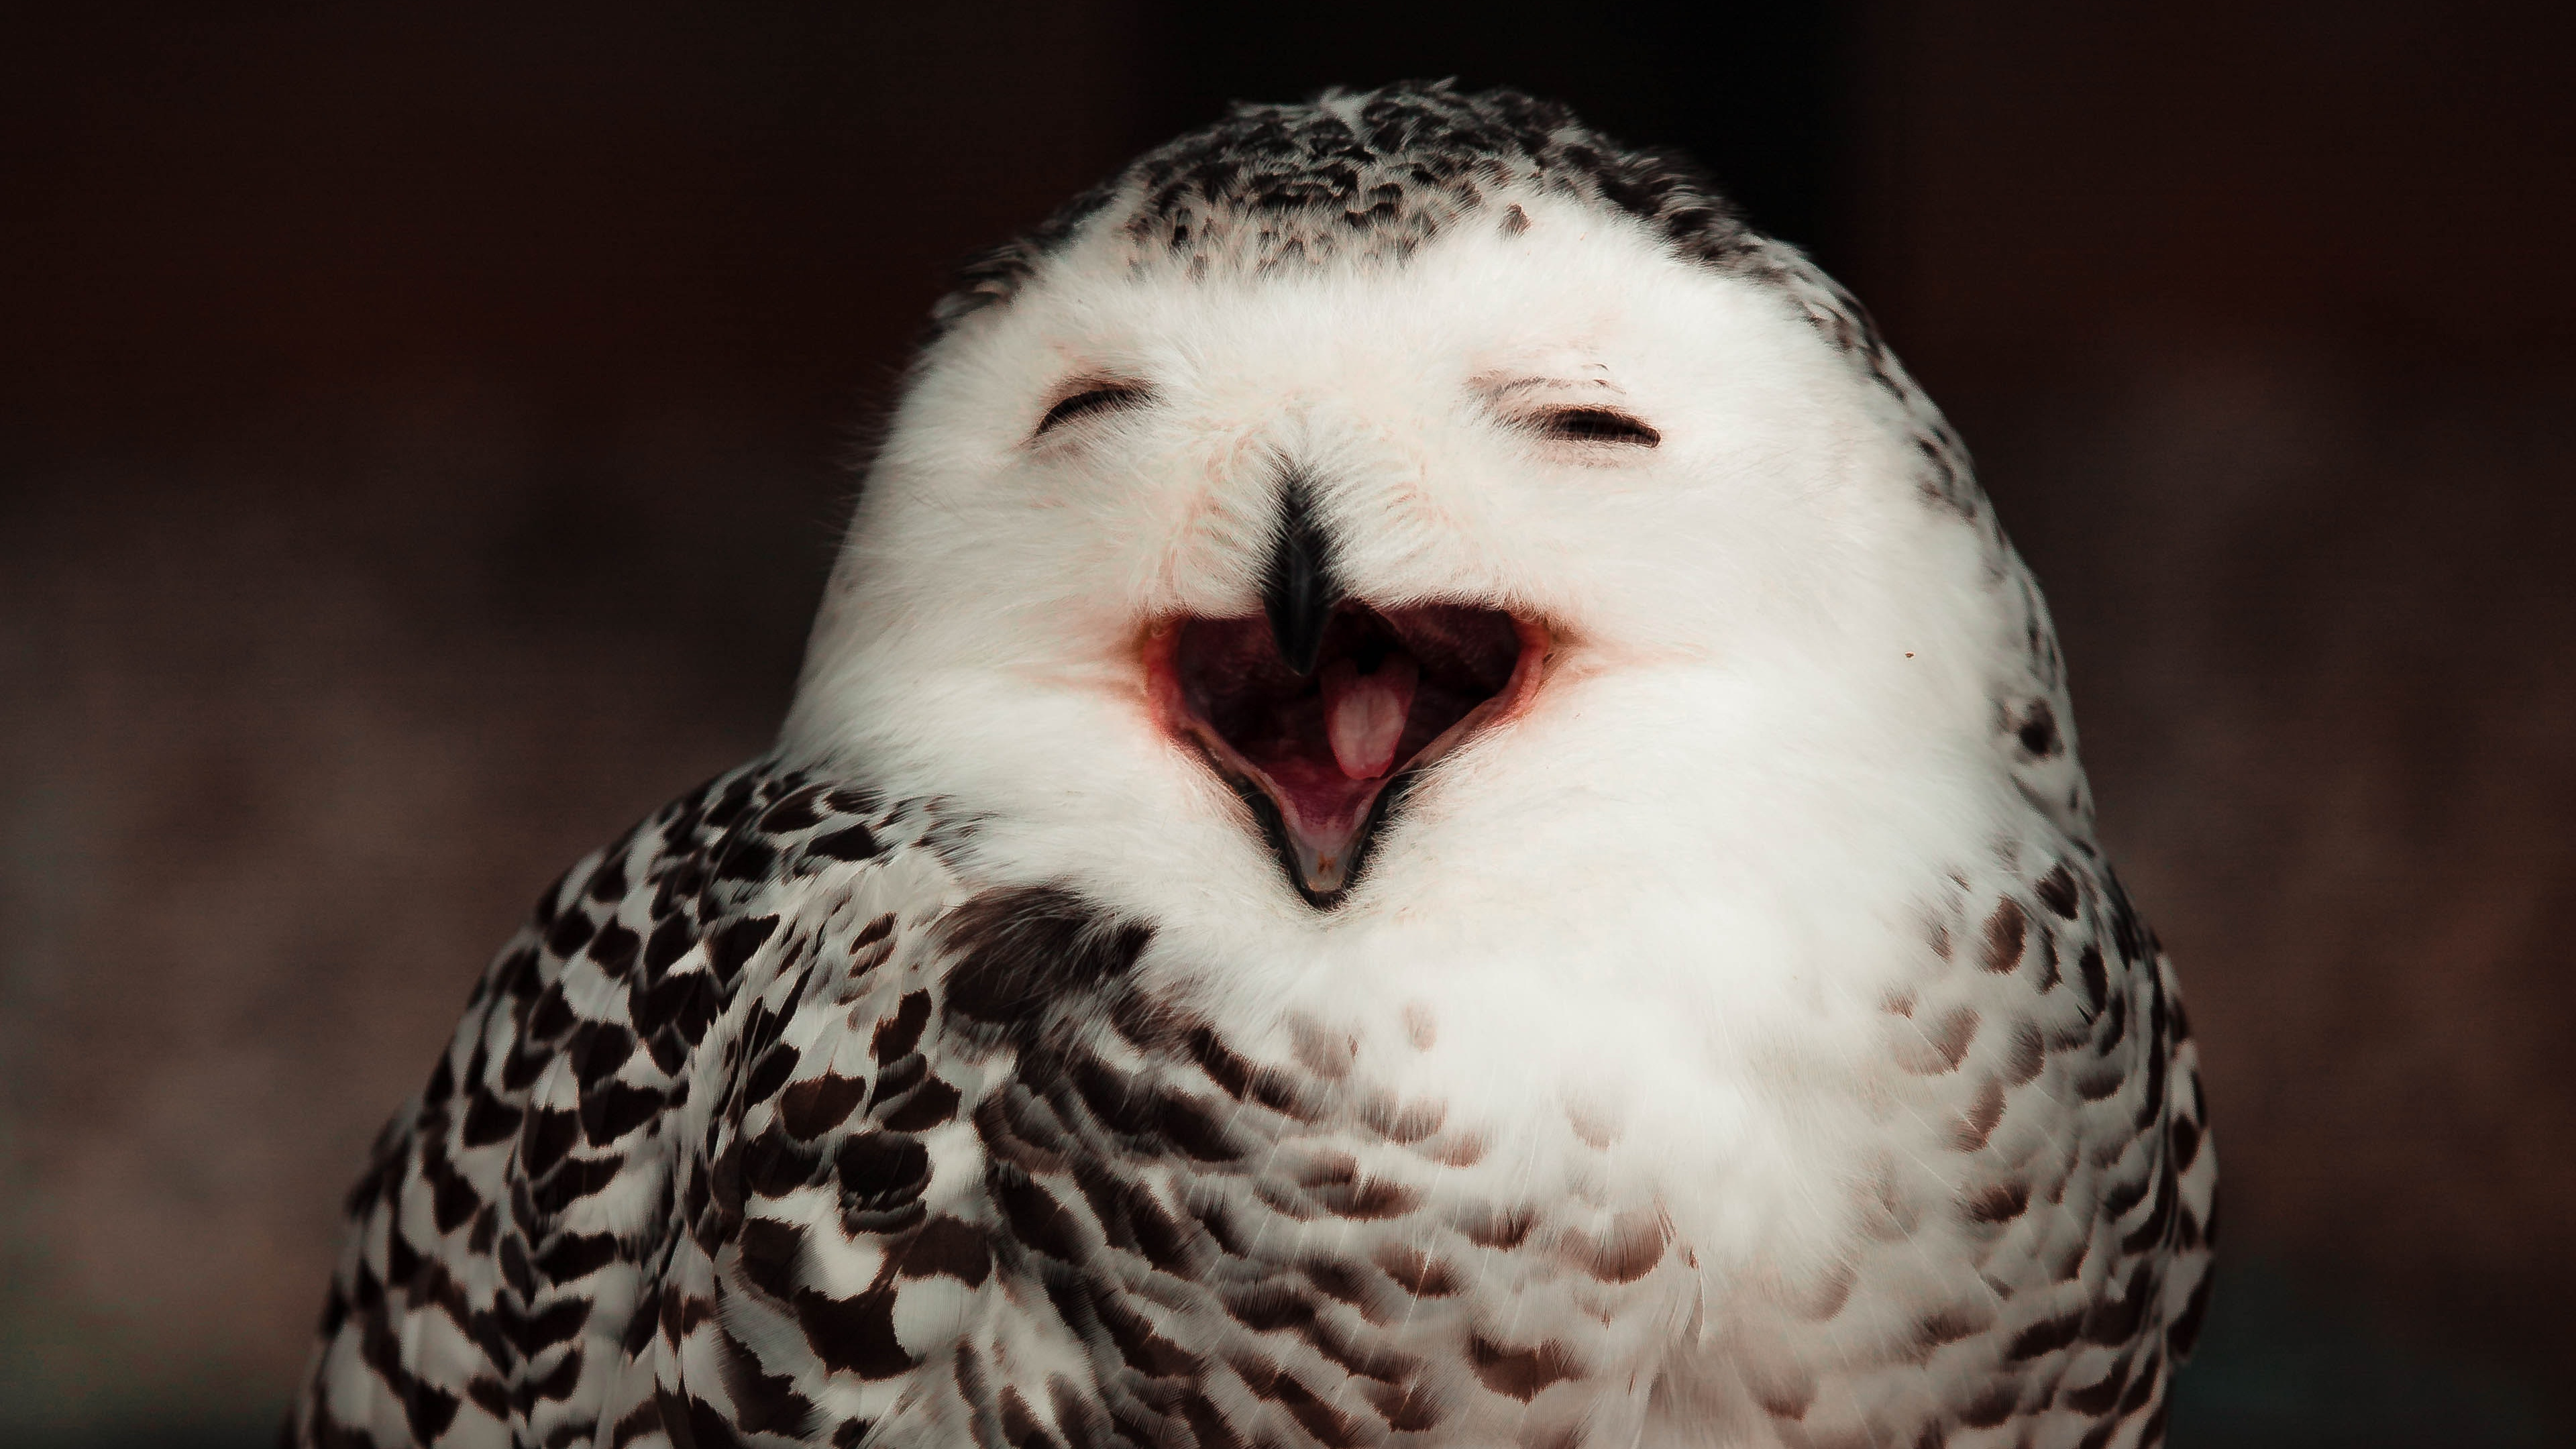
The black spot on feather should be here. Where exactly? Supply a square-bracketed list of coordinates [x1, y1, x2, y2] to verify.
[941, 886, 1151, 1032]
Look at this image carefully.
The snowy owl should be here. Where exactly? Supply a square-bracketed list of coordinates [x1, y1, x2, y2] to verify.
[289, 83, 2215, 1449]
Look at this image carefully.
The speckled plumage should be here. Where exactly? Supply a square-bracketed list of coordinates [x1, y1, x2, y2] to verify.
[292, 83, 2213, 1449]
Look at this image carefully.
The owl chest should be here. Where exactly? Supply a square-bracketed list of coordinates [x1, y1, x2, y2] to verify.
[959, 1012, 1706, 1444]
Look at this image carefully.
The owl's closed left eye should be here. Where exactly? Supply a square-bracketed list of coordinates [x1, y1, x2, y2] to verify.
[1034, 380, 1155, 437]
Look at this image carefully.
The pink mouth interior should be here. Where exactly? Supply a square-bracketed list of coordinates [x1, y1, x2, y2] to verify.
[1157, 603, 1541, 899]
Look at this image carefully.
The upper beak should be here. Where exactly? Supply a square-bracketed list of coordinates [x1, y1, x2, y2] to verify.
[1261, 474, 1342, 676]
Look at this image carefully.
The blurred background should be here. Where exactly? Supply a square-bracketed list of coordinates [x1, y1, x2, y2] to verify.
[3, 2, 2571, 1444]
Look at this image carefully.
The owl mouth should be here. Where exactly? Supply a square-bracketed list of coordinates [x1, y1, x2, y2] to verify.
[1148, 602, 1546, 906]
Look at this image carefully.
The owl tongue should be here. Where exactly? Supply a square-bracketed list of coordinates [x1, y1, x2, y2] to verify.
[1160, 602, 1532, 902]
[1320, 654, 1417, 780]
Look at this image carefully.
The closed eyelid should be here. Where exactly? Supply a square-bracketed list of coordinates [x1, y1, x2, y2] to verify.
[1473, 376, 1659, 447]
[1034, 379, 1155, 437]
[1523, 406, 1660, 445]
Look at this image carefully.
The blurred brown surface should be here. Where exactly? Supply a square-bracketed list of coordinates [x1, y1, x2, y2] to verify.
[1854, 1, 2576, 1389]
[1976, 354, 2576, 1361]
[0, 419, 794, 1423]
[1, 1, 2571, 1441]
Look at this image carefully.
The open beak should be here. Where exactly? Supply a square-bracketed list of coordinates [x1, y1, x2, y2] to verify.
[1147, 482, 1548, 906]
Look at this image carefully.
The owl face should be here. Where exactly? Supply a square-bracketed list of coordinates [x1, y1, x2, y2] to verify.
[787, 188, 2005, 932]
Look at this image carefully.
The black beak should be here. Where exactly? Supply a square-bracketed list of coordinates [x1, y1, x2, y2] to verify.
[1261, 474, 1342, 676]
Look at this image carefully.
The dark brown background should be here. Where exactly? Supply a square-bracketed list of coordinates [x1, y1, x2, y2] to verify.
[3, 3, 2570, 1444]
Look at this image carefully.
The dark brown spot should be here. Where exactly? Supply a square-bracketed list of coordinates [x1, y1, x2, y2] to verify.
[588, 922, 641, 981]
[1178, 1393, 1248, 1449]
[1361, 1380, 1444, 1432]
[1470, 1336, 1580, 1401]
[2031, 929, 2062, 992]
[1373, 1244, 1462, 1297]
[574, 1022, 638, 1085]
[1289, 1020, 1358, 1079]
[1457, 1203, 1534, 1250]
[2119, 1161, 2179, 1256]
[2015, 700, 2060, 757]
[1917, 1305, 1988, 1350]
[1952, 1075, 2007, 1152]
[998, 1386, 1053, 1449]
[1365, 1094, 1447, 1144]
[2059, 1352, 2132, 1415]
[545, 911, 597, 961]
[942, 887, 1150, 1031]
[582, 1081, 665, 1146]
[1303, 1258, 1377, 1310]
[998, 1175, 1086, 1261]
[1898, 1005, 1980, 1075]
[879, 1077, 962, 1131]
[745, 1042, 800, 1107]
[1271, 1372, 1370, 1448]
[1095, 1292, 1200, 1378]
[1957, 1379, 2020, 1428]
[873, 991, 932, 1063]
[737, 1218, 805, 1301]
[2007, 1307, 2086, 1361]
[2074, 1064, 2127, 1102]
[2095, 991, 2130, 1056]
[976, 1083, 1072, 1173]
[1122, 1187, 1195, 1274]
[1964, 1181, 2031, 1224]
[461, 1092, 525, 1149]
[1311, 1174, 1419, 1220]
[1427, 1132, 1488, 1167]
[810, 824, 881, 861]
[1046, 1375, 1109, 1449]
[1564, 1208, 1664, 1283]
[535, 1232, 616, 1284]
[835, 1132, 929, 1210]
[1752, 1371, 1815, 1421]
[794, 1286, 915, 1380]
[2003, 1023, 2046, 1085]
[1980, 899, 2027, 973]
[781, 1073, 869, 1140]
[1159, 1091, 1244, 1163]
[400, 1382, 460, 1443]
[896, 1216, 991, 1286]
[707, 915, 780, 986]
[2075, 943, 2107, 1012]
[1297, 1151, 1356, 1192]
[2035, 863, 2080, 918]
[741, 1130, 821, 1199]
[528, 1154, 624, 1218]
[2082, 1260, 2158, 1345]
[1067, 1051, 1161, 1138]
[868, 1052, 926, 1106]
[756, 788, 826, 834]
[1223, 1279, 1319, 1335]
[718, 1326, 816, 1436]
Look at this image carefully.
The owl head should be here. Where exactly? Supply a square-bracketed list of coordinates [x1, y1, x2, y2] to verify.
[783, 83, 2087, 952]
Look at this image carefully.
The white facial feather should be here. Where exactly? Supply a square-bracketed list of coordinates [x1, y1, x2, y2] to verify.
[782, 186, 2033, 1278]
